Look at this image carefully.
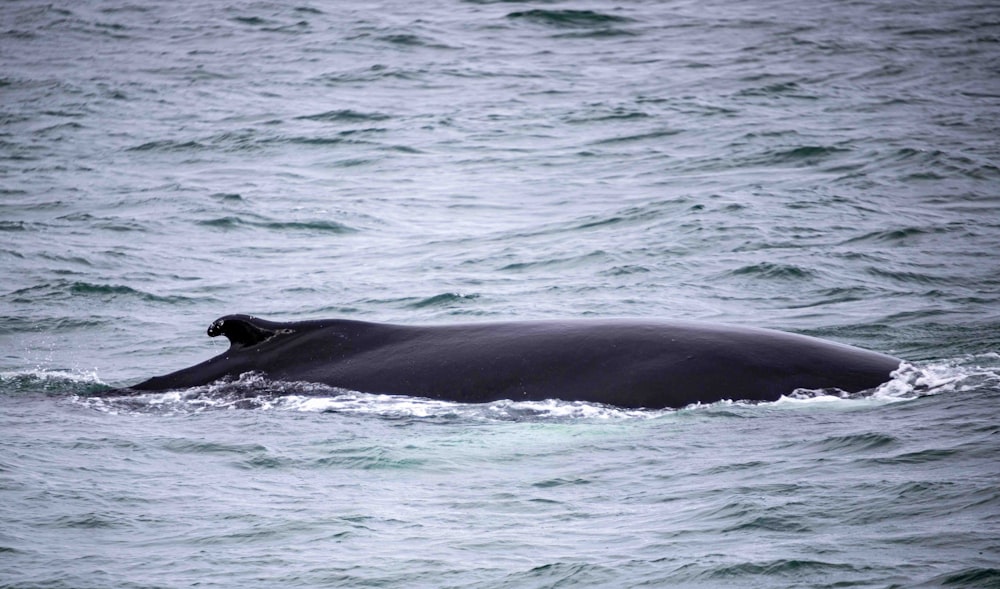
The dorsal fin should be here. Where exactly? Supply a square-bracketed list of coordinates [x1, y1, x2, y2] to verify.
[207, 315, 282, 348]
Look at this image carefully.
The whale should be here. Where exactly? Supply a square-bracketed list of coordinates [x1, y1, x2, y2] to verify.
[112, 314, 901, 409]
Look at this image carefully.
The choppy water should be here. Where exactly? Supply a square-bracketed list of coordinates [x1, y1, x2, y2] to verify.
[2, 0, 999, 587]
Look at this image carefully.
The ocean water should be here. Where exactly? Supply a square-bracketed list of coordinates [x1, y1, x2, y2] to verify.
[2, 0, 999, 587]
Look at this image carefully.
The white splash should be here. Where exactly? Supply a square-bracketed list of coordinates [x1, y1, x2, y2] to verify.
[71, 356, 999, 419]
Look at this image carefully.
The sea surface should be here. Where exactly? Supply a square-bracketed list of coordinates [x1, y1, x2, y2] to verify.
[2, 0, 999, 587]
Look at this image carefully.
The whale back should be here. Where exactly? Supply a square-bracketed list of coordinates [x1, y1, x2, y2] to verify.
[125, 315, 901, 408]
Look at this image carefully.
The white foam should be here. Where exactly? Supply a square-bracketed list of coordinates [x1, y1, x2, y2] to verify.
[764, 357, 999, 410]
[269, 392, 661, 421]
[274, 392, 464, 417]
[72, 356, 999, 418]
[876, 359, 997, 399]
[1, 367, 107, 387]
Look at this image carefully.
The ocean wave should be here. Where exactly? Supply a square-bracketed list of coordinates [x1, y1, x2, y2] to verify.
[0, 369, 107, 395]
[505, 9, 633, 29]
[7, 280, 201, 305]
[726, 262, 818, 281]
[197, 214, 355, 234]
[295, 109, 391, 123]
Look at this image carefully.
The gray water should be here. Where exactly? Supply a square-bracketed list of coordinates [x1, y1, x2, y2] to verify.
[2, 0, 999, 587]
